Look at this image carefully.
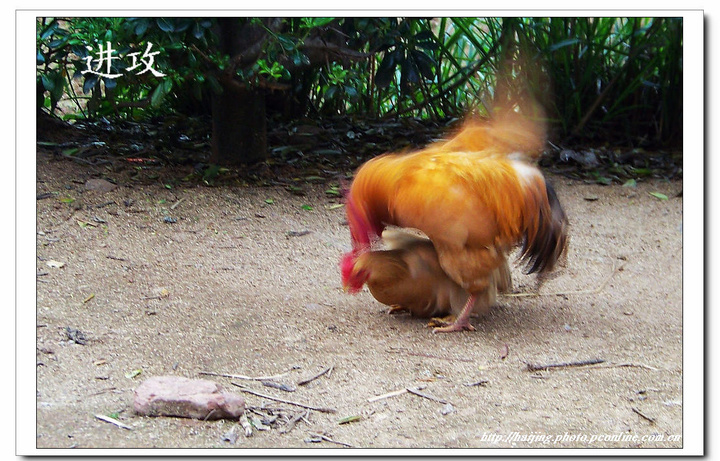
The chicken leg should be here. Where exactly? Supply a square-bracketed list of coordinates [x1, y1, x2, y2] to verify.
[431, 294, 477, 333]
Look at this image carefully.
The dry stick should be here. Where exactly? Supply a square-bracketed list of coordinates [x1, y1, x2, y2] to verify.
[239, 413, 253, 437]
[170, 197, 185, 210]
[505, 262, 623, 298]
[525, 358, 606, 372]
[367, 385, 427, 403]
[297, 366, 333, 386]
[309, 433, 354, 448]
[406, 387, 449, 404]
[281, 410, 310, 434]
[595, 362, 660, 371]
[631, 407, 656, 424]
[200, 370, 290, 381]
[232, 383, 336, 413]
[94, 414, 132, 430]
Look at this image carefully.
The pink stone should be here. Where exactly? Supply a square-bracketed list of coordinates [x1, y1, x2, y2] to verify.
[134, 376, 245, 420]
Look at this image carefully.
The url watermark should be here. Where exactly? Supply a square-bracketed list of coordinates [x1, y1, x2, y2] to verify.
[480, 431, 681, 445]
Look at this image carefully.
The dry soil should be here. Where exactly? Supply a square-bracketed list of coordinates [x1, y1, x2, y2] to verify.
[33, 150, 684, 452]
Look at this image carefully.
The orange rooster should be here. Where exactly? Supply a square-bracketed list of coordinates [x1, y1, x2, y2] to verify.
[340, 112, 568, 333]
[343, 228, 511, 327]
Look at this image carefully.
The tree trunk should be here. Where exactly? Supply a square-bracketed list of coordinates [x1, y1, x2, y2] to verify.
[210, 17, 270, 166]
[210, 81, 267, 166]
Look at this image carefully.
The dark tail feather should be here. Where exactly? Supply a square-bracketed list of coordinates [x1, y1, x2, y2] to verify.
[522, 181, 569, 274]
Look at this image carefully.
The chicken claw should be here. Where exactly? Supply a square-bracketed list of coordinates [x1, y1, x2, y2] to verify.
[432, 321, 476, 333]
[426, 315, 456, 328]
[387, 305, 408, 315]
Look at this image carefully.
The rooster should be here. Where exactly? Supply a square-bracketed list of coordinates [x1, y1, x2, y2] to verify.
[340, 112, 568, 333]
[343, 228, 511, 327]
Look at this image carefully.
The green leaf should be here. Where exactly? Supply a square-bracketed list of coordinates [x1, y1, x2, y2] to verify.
[156, 18, 175, 32]
[375, 49, 402, 88]
[40, 74, 54, 92]
[277, 35, 296, 51]
[338, 415, 362, 425]
[207, 74, 223, 95]
[39, 19, 59, 40]
[151, 79, 173, 107]
[265, 198, 274, 204]
[134, 18, 150, 36]
[622, 179, 637, 188]
[648, 192, 668, 201]
[301, 204, 313, 211]
[125, 368, 142, 379]
[595, 176, 612, 186]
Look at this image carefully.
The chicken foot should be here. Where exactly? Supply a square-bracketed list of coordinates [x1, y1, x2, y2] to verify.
[432, 294, 476, 333]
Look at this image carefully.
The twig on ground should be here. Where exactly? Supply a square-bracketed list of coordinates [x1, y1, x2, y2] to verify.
[367, 385, 427, 403]
[261, 380, 297, 393]
[308, 432, 354, 448]
[94, 414, 132, 430]
[631, 407, 656, 424]
[280, 410, 309, 434]
[525, 359, 605, 372]
[231, 383, 336, 413]
[297, 366, 333, 386]
[240, 413, 253, 437]
[406, 387, 449, 404]
[463, 380, 489, 387]
[170, 197, 185, 210]
[203, 409, 217, 422]
[595, 362, 660, 371]
[199, 370, 290, 381]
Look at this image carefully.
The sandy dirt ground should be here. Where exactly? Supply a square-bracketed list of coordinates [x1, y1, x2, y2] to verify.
[31, 150, 685, 453]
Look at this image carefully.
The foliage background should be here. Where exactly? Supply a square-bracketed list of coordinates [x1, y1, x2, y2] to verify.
[36, 16, 683, 168]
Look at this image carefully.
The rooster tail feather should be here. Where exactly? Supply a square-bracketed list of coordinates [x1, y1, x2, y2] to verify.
[521, 180, 569, 274]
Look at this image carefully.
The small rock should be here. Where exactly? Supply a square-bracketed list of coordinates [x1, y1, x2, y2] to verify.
[84, 178, 117, 193]
[134, 376, 245, 420]
[441, 403, 455, 415]
[222, 428, 239, 444]
[65, 327, 87, 345]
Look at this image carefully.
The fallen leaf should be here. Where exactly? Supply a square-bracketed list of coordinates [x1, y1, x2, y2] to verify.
[265, 198, 275, 205]
[622, 179, 637, 188]
[286, 185, 306, 196]
[301, 204, 313, 211]
[325, 187, 342, 197]
[125, 369, 142, 379]
[78, 220, 98, 228]
[46, 260, 65, 269]
[326, 204, 344, 210]
[648, 192, 668, 201]
[338, 415, 362, 425]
